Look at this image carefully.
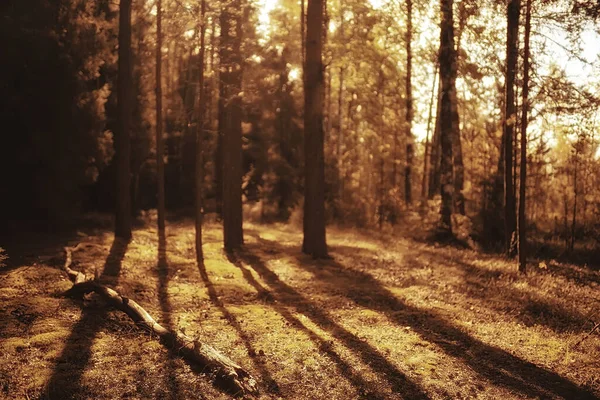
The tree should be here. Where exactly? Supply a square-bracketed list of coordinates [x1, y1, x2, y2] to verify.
[438, 0, 456, 234]
[195, 0, 208, 263]
[302, 0, 328, 258]
[404, 0, 414, 205]
[156, 0, 165, 235]
[220, 0, 244, 251]
[518, 0, 532, 273]
[115, 0, 133, 240]
[504, 0, 520, 253]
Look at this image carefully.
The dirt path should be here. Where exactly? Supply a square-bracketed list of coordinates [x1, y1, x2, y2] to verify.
[1, 221, 599, 399]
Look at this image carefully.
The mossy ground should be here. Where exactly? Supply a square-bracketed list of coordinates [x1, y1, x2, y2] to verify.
[1, 218, 599, 399]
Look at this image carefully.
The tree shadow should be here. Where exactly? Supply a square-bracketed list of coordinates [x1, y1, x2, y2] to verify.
[197, 253, 282, 396]
[41, 237, 129, 400]
[410, 247, 595, 334]
[156, 230, 182, 400]
[247, 237, 598, 399]
[227, 250, 431, 399]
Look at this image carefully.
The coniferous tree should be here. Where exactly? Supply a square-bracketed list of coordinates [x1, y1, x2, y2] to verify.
[518, 0, 532, 273]
[220, 0, 244, 251]
[504, 0, 520, 253]
[115, 0, 133, 240]
[156, 0, 165, 235]
[302, 0, 328, 258]
[196, 0, 207, 263]
[438, 0, 456, 234]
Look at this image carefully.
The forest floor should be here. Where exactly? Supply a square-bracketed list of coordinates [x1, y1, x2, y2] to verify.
[1, 217, 600, 400]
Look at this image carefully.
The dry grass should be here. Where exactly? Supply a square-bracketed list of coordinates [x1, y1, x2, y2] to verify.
[0, 219, 599, 399]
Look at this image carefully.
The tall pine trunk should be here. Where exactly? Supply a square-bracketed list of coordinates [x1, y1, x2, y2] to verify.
[195, 0, 207, 263]
[504, 0, 520, 253]
[438, 0, 456, 234]
[302, 0, 328, 258]
[518, 0, 532, 273]
[421, 67, 438, 202]
[220, 0, 244, 251]
[428, 81, 443, 199]
[115, 0, 133, 240]
[156, 0, 166, 235]
[404, 0, 414, 205]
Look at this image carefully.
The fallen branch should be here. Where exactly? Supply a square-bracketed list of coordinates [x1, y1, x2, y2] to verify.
[62, 246, 258, 396]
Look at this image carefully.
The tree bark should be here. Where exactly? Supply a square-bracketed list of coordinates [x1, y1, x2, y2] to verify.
[195, 0, 207, 264]
[518, 0, 532, 273]
[156, 0, 166, 235]
[220, 0, 244, 251]
[438, 0, 456, 234]
[60, 246, 257, 396]
[115, 0, 133, 240]
[302, 0, 328, 258]
[504, 0, 520, 253]
[404, 0, 414, 205]
[428, 82, 443, 199]
[421, 67, 438, 203]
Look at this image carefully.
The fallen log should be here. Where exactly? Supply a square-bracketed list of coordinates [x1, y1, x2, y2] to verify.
[61, 245, 258, 396]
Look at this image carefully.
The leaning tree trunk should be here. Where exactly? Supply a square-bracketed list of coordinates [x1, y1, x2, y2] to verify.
[195, 0, 207, 263]
[504, 0, 520, 253]
[421, 66, 438, 203]
[518, 0, 532, 273]
[60, 245, 257, 395]
[438, 0, 456, 234]
[302, 0, 328, 258]
[115, 0, 133, 240]
[428, 81, 443, 200]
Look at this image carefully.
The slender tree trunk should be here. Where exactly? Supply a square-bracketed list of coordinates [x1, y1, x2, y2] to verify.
[302, 0, 328, 258]
[518, 0, 532, 273]
[195, 0, 207, 263]
[220, 0, 244, 251]
[115, 0, 133, 240]
[301, 0, 306, 73]
[404, 0, 414, 205]
[438, 0, 456, 234]
[571, 146, 579, 253]
[422, 67, 438, 203]
[156, 0, 166, 235]
[337, 66, 345, 198]
[504, 0, 520, 253]
[428, 81, 443, 199]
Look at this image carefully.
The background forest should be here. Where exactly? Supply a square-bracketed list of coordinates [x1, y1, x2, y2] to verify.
[2, 0, 600, 263]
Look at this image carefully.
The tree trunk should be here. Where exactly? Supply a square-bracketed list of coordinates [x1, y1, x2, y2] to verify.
[302, 0, 328, 258]
[428, 82, 443, 199]
[504, 0, 520, 253]
[571, 145, 579, 253]
[438, 0, 456, 234]
[220, 0, 244, 251]
[156, 0, 166, 235]
[115, 0, 133, 240]
[404, 0, 414, 205]
[421, 67, 438, 203]
[518, 0, 532, 273]
[195, 0, 207, 263]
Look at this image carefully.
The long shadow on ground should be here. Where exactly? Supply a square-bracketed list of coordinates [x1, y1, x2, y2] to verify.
[41, 238, 129, 400]
[156, 231, 183, 399]
[197, 253, 282, 396]
[412, 247, 596, 334]
[243, 235, 599, 400]
[226, 251, 431, 400]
